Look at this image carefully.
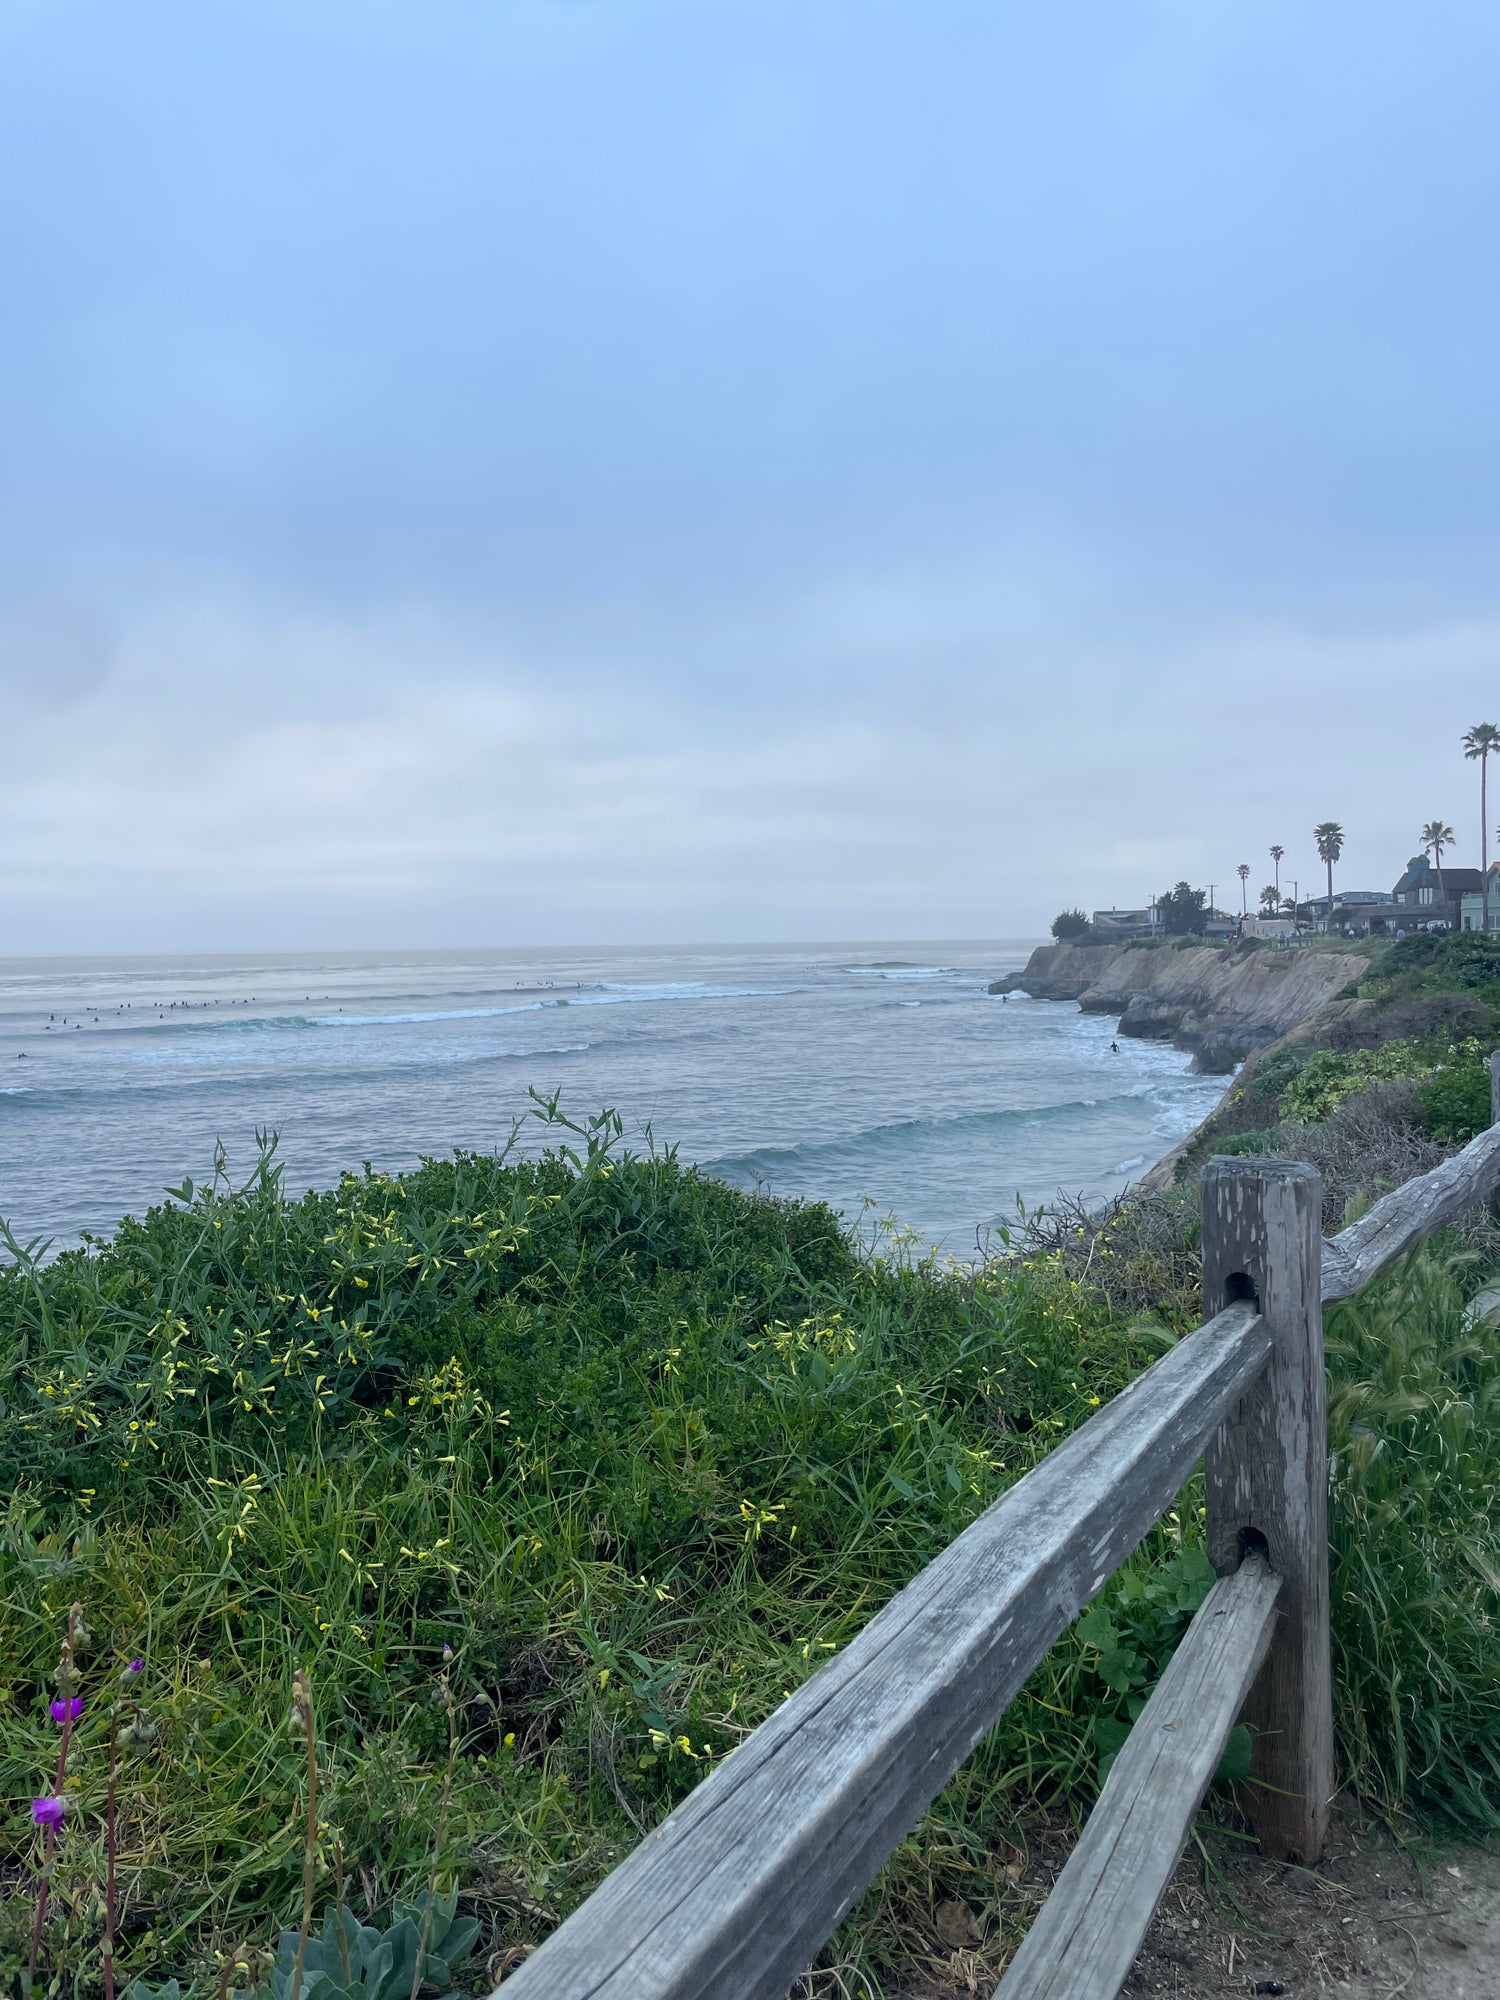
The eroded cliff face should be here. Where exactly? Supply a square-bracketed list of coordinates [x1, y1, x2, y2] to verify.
[990, 941, 1368, 1073]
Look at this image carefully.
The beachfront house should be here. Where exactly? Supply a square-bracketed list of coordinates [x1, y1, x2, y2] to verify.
[1352, 857, 1489, 935]
[1090, 906, 1162, 937]
[1303, 888, 1386, 935]
[1458, 864, 1500, 931]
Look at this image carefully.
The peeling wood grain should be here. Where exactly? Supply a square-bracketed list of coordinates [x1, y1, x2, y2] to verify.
[995, 1555, 1281, 2000]
[1203, 1158, 1331, 1864]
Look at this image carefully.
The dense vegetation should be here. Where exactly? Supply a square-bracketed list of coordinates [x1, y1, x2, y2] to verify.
[1166, 932, 1500, 1212]
[4, 1095, 1500, 1996]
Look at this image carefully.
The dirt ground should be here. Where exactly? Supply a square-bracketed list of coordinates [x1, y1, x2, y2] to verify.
[993, 1807, 1500, 1999]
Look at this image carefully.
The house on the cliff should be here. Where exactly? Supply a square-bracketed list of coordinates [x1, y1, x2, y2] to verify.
[1306, 889, 1384, 931]
[1091, 906, 1163, 937]
[1352, 857, 1495, 935]
[1458, 865, 1500, 931]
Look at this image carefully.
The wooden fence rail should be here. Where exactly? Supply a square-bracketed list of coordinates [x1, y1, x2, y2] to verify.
[492, 1052, 1500, 2000]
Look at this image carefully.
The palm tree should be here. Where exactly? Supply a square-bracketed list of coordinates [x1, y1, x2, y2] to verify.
[1269, 844, 1284, 902]
[1259, 884, 1279, 915]
[1419, 819, 1455, 911]
[1464, 725, 1500, 932]
[1236, 863, 1250, 914]
[1313, 822, 1344, 931]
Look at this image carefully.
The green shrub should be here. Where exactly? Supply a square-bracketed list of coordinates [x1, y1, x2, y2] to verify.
[0, 1111, 1158, 1994]
[1279, 1041, 1432, 1123]
[1232, 1044, 1310, 1116]
[1387, 930, 1500, 992]
[1211, 1128, 1282, 1157]
[1417, 1053, 1493, 1143]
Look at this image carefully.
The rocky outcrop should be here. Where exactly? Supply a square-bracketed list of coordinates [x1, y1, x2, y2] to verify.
[990, 941, 1369, 1074]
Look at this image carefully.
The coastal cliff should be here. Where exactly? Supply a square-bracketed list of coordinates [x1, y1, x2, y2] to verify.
[990, 940, 1368, 1074]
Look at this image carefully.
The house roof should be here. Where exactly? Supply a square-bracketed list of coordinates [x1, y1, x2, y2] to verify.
[1392, 856, 1485, 896]
[1432, 868, 1485, 895]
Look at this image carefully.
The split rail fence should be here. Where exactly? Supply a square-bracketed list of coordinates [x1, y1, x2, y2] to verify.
[494, 1055, 1500, 2000]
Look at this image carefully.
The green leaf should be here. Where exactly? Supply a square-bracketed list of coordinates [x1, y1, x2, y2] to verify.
[1098, 1645, 1141, 1694]
[1093, 1713, 1131, 1786]
[1075, 1606, 1116, 1651]
[437, 1916, 480, 1966]
[1092, 1715, 1131, 1758]
[1215, 1723, 1253, 1784]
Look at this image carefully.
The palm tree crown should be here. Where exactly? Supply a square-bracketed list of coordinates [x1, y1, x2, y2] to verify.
[1313, 822, 1344, 862]
[1313, 821, 1344, 930]
[1420, 820, 1455, 905]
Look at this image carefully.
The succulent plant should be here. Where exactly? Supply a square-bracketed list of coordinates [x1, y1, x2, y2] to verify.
[259, 1889, 479, 2000]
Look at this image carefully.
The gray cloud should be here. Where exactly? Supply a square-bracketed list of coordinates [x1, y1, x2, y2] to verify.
[1, 1, 1498, 948]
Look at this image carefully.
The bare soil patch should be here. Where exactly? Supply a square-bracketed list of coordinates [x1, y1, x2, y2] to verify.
[1005, 1809, 1499, 2000]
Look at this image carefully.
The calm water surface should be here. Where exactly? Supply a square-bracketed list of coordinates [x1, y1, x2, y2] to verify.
[0, 942, 1227, 1253]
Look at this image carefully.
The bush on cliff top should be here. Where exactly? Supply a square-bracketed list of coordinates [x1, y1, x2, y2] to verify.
[4, 1109, 1500, 1994]
[0, 1110, 1173, 1994]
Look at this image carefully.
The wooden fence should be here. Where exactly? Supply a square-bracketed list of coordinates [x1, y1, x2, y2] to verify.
[493, 1056, 1500, 2000]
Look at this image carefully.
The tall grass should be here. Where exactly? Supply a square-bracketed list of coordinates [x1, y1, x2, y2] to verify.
[2, 1104, 1498, 1994]
[1326, 1244, 1500, 1831]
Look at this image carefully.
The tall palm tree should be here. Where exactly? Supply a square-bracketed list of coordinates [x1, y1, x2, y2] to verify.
[1420, 819, 1455, 911]
[1269, 844, 1284, 902]
[1313, 822, 1344, 932]
[1236, 863, 1250, 914]
[1464, 725, 1500, 932]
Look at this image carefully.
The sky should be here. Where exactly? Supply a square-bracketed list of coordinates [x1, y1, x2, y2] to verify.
[3, 0, 1500, 951]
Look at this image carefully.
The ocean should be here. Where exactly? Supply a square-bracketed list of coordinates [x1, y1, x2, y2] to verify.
[0, 942, 1228, 1255]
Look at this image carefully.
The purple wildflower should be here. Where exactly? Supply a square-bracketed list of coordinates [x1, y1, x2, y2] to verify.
[49, 1697, 84, 1723]
[442, 1644, 453, 1662]
[125, 1659, 145, 1676]
[31, 1796, 66, 1827]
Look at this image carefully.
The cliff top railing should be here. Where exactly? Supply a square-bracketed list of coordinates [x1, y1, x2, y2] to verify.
[490, 1058, 1500, 2000]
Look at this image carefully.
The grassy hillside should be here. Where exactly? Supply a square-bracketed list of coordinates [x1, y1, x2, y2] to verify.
[4, 1100, 1500, 1996]
[1158, 932, 1500, 1225]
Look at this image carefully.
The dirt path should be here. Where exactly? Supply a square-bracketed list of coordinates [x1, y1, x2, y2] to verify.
[976, 1809, 1500, 1998]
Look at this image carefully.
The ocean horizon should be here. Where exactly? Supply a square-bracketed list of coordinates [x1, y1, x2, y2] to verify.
[0, 940, 1228, 1254]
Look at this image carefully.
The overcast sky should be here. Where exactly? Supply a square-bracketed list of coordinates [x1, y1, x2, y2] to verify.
[3, 0, 1500, 951]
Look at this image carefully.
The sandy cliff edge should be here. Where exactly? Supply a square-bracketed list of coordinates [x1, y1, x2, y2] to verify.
[990, 940, 1368, 1077]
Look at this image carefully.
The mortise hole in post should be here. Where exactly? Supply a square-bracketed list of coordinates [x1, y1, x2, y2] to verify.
[1238, 1526, 1270, 1565]
[1224, 1270, 1259, 1308]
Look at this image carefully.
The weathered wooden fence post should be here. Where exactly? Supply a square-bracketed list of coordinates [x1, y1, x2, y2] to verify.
[1201, 1157, 1332, 1864]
